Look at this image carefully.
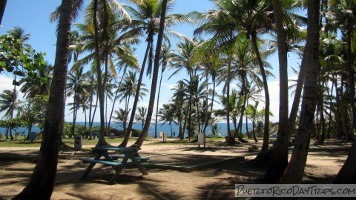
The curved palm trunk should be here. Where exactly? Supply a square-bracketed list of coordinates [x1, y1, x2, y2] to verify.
[0, 0, 7, 25]
[120, 42, 151, 147]
[88, 73, 94, 139]
[202, 74, 210, 134]
[334, 140, 356, 183]
[282, 0, 320, 183]
[263, 0, 290, 183]
[226, 54, 233, 142]
[251, 32, 270, 152]
[135, 0, 168, 147]
[13, 0, 73, 198]
[107, 65, 128, 132]
[288, 56, 306, 137]
[154, 68, 164, 138]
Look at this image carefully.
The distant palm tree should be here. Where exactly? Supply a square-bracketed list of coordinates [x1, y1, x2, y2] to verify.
[66, 65, 89, 136]
[135, 106, 147, 130]
[154, 42, 175, 138]
[0, 90, 18, 119]
[113, 108, 130, 137]
[159, 103, 176, 137]
[123, 0, 187, 147]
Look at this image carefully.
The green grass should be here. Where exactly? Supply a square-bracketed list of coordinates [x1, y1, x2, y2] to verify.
[0, 136, 226, 148]
[0, 137, 139, 148]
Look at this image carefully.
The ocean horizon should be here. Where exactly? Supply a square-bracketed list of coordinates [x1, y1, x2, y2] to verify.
[0, 122, 252, 138]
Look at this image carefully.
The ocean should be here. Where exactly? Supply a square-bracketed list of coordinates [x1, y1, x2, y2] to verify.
[0, 122, 252, 138]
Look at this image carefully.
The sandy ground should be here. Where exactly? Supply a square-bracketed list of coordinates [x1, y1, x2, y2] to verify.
[0, 139, 350, 200]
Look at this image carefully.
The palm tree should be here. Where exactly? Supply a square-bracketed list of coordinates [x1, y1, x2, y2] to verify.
[92, 0, 131, 145]
[123, 0, 185, 147]
[282, 0, 321, 183]
[154, 42, 175, 138]
[135, 106, 147, 130]
[66, 65, 89, 137]
[159, 103, 176, 137]
[0, 89, 19, 140]
[135, 0, 169, 147]
[171, 80, 186, 139]
[14, 0, 79, 198]
[0, 90, 18, 119]
[117, 71, 148, 119]
[170, 38, 198, 140]
[113, 108, 130, 137]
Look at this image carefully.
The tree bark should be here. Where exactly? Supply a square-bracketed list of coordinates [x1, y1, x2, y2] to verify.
[135, 0, 168, 147]
[13, 0, 73, 198]
[282, 0, 320, 183]
[334, 140, 356, 183]
[263, 0, 289, 183]
[251, 32, 270, 152]
[0, 0, 6, 25]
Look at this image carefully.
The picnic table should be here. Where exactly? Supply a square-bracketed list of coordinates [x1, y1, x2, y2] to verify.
[80, 145, 149, 184]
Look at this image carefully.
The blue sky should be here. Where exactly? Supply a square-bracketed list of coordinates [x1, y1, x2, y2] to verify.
[0, 0, 301, 123]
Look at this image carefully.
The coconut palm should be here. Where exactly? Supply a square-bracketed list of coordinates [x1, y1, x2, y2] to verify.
[122, 0, 186, 147]
[66, 65, 89, 137]
[0, 90, 19, 119]
[154, 42, 175, 138]
[158, 103, 176, 137]
[113, 108, 130, 138]
[14, 0, 79, 198]
[135, 106, 147, 130]
[281, 0, 321, 183]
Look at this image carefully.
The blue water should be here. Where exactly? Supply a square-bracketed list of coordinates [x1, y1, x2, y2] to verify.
[0, 122, 252, 138]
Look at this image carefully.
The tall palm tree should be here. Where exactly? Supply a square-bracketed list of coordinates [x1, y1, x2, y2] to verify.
[171, 80, 186, 139]
[154, 42, 175, 138]
[135, 0, 169, 147]
[282, 0, 321, 183]
[66, 65, 89, 137]
[122, 0, 187, 146]
[170, 38, 198, 140]
[14, 0, 79, 198]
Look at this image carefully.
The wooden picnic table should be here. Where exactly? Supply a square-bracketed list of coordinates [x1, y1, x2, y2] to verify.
[80, 146, 149, 184]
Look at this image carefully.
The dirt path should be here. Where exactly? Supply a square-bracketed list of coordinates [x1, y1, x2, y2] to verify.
[0, 140, 350, 199]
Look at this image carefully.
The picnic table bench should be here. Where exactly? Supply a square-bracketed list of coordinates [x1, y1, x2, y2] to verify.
[80, 145, 149, 184]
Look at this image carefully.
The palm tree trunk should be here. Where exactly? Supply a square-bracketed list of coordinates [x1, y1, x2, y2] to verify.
[93, 0, 108, 146]
[263, 0, 290, 183]
[135, 0, 168, 147]
[226, 54, 233, 141]
[282, 0, 320, 183]
[251, 32, 270, 152]
[108, 65, 128, 132]
[120, 42, 151, 147]
[334, 140, 356, 183]
[88, 72, 94, 139]
[13, 0, 73, 198]
[70, 89, 77, 137]
[154, 68, 164, 138]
